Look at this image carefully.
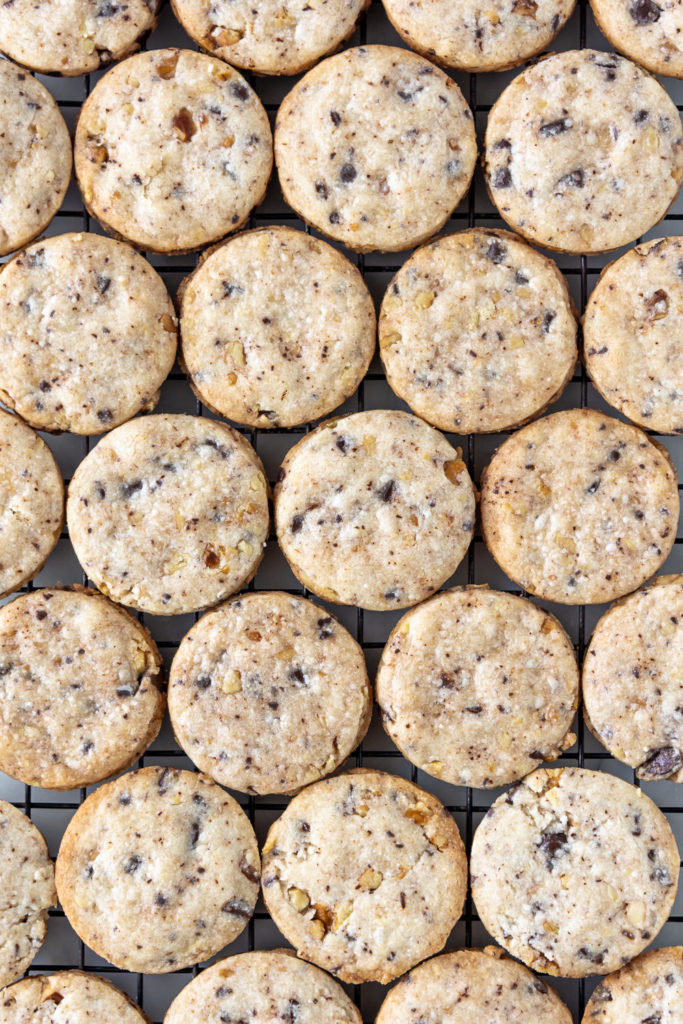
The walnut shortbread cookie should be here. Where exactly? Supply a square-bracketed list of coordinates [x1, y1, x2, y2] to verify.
[274, 410, 476, 611]
[0, 971, 151, 1024]
[180, 226, 376, 429]
[275, 46, 477, 253]
[379, 229, 577, 433]
[75, 49, 272, 254]
[590, 0, 683, 78]
[582, 945, 683, 1022]
[480, 409, 679, 605]
[56, 766, 260, 973]
[485, 50, 683, 254]
[169, 591, 371, 795]
[0, 232, 177, 435]
[261, 769, 467, 984]
[67, 414, 269, 616]
[471, 767, 680, 977]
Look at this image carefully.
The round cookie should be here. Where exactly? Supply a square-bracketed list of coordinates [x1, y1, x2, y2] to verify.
[55, 765, 261, 974]
[0, 801, 56, 989]
[480, 408, 679, 605]
[179, 226, 376, 429]
[589, 0, 683, 79]
[583, 575, 683, 783]
[0, 60, 71, 257]
[75, 49, 273, 254]
[582, 945, 683, 1022]
[275, 45, 477, 253]
[471, 767, 680, 977]
[584, 236, 683, 434]
[376, 586, 579, 789]
[274, 409, 476, 611]
[0, 409, 64, 599]
[0, 232, 177, 435]
[378, 229, 577, 434]
[66, 414, 269, 616]
[170, 0, 370, 76]
[485, 50, 683, 254]
[163, 950, 362, 1024]
[0, 586, 165, 790]
[0, 971, 150, 1024]
[168, 591, 372, 795]
[261, 768, 467, 984]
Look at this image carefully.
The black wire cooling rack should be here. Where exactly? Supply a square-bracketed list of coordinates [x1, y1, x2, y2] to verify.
[2, 1, 683, 1021]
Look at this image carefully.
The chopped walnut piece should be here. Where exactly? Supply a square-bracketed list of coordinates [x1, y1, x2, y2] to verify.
[173, 108, 197, 142]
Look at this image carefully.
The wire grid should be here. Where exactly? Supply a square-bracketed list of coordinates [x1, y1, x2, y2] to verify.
[1, 0, 683, 1021]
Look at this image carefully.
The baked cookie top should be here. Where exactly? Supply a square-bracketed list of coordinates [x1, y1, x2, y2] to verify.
[0, 971, 150, 1024]
[582, 945, 683, 1022]
[590, 0, 683, 78]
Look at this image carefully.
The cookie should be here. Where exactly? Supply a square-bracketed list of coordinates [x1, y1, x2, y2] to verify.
[66, 414, 269, 616]
[378, 229, 577, 434]
[0, 409, 64, 600]
[0, 0, 160, 77]
[590, 0, 683, 78]
[0, 60, 71, 257]
[170, 0, 370, 76]
[376, 586, 579, 789]
[261, 768, 467, 984]
[274, 409, 476, 611]
[0, 971, 150, 1024]
[582, 945, 683, 1022]
[275, 45, 477, 253]
[163, 949, 362, 1024]
[485, 50, 683, 254]
[584, 236, 683, 434]
[583, 575, 683, 783]
[179, 226, 375, 429]
[0, 801, 56, 989]
[480, 409, 679, 605]
[0, 232, 177, 435]
[55, 765, 260, 973]
[74, 49, 273, 254]
[168, 591, 372, 795]
[0, 586, 165, 790]
[471, 767, 680, 977]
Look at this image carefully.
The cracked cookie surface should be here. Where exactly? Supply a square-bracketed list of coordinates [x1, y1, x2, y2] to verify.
[0, 971, 150, 1024]
[582, 945, 683, 1022]
[589, 0, 683, 78]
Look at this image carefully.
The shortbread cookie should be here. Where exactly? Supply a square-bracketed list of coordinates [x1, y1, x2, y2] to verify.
[67, 414, 269, 616]
[379, 229, 577, 433]
[274, 410, 476, 611]
[590, 0, 683, 78]
[582, 945, 683, 1022]
[480, 409, 679, 604]
[485, 50, 683, 254]
[0, 971, 150, 1024]
[376, 587, 579, 788]
[75, 49, 272, 253]
[0, 61, 71, 257]
[180, 227, 375, 429]
[0, 233, 177, 435]
[584, 236, 683, 434]
[261, 768, 467, 984]
[55, 765, 260, 973]
[275, 46, 477, 253]
[0, 801, 55, 989]
[169, 591, 371, 795]
[0, 586, 164, 790]
[170, 0, 370, 76]
[0, 409, 64, 599]
[163, 950, 362, 1024]
[471, 767, 680, 977]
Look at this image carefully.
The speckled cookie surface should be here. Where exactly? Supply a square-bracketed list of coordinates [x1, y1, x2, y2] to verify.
[0, 971, 150, 1024]
[485, 50, 683, 254]
[376, 587, 579, 788]
[0, 409, 64, 600]
[169, 591, 371, 795]
[74, 48, 273, 253]
[471, 767, 680, 977]
[0, 232, 177, 435]
[379, 229, 577, 433]
[274, 409, 476, 611]
[55, 765, 260, 973]
[275, 46, 477, 253]
[584, 237, 683, 434]
[480, 409, 679, 605]
[0, 586, 164, 790]
[582, 945, 683, 1022]
[261, 769, 467, 984]
[180, 226, 375, 429]
[590, 0, 683, 78]
[67, 414, 269, 616]
[0, 61, 71, 257]
[0, 801, 55, 989]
